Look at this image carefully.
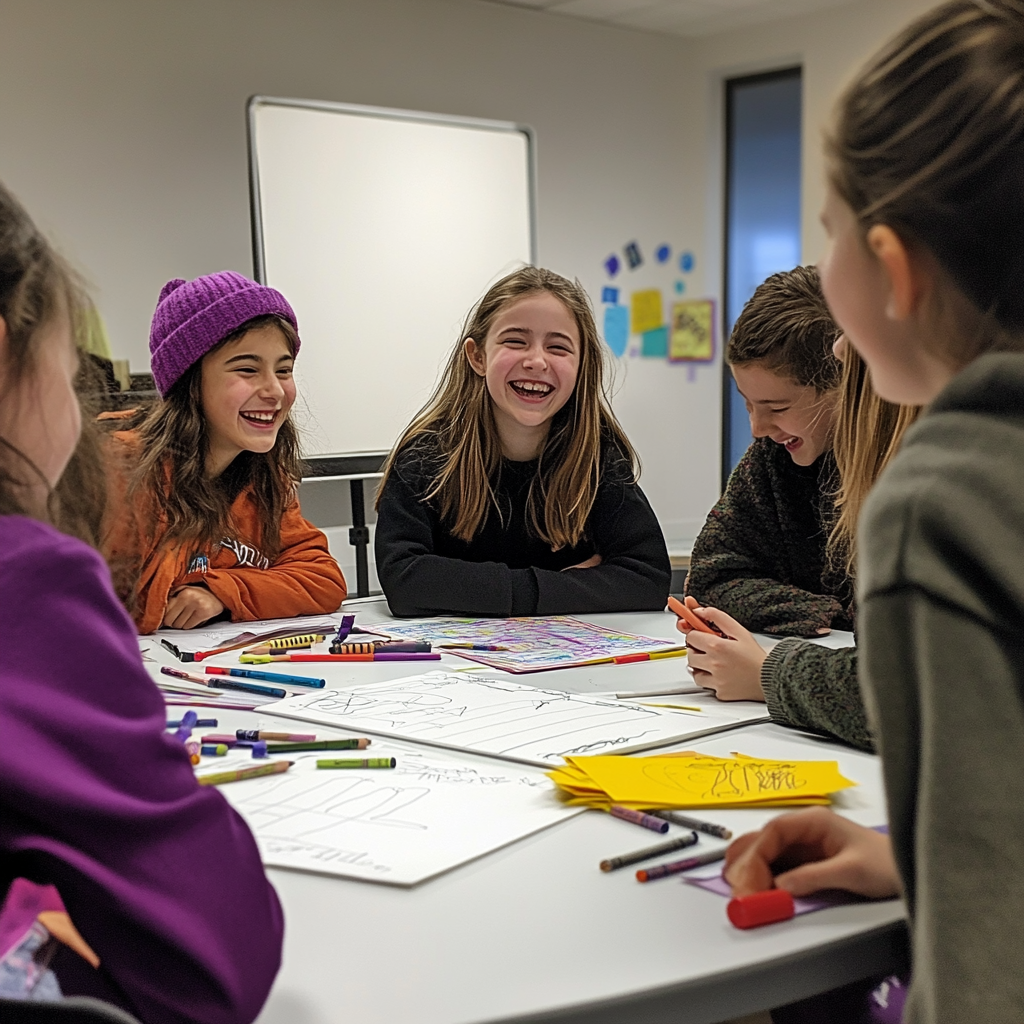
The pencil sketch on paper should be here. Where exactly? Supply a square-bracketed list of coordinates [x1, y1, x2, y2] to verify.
[209, 747, 578, 885]
[261, 671, 769, 767]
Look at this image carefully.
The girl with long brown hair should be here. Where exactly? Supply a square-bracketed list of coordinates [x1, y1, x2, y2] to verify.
[103, 272, 345, 633]
[725, 2, 1024, 1018]
[374, 266, 670, 616]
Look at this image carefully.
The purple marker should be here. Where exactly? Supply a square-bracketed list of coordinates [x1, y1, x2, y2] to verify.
[250, 741, 268, 759]
[173, 709, 198, 743]
[610, 805, 669, 833]
[167, 717, 218, 729]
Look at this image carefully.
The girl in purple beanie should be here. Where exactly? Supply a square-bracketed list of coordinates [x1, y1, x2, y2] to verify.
[102, 271, 346, 633]
[0, 180, 284, 1020]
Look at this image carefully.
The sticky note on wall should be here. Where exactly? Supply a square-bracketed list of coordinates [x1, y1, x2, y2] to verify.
[670, 300, 715, 361]
[631, 289, 663, 335]
[603, 305, 629, 358]
[641, 326, 668, 358]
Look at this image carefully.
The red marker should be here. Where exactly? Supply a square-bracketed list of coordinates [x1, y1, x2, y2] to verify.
[667, 596, 729, 639]
[727, 889, 796, 929]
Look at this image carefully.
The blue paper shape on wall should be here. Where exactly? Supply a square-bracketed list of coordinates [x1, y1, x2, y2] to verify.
[675, 280, 685, 294]
[680, 251, 695, 273]
[624, 241, 643, 269]
[603, 305, 629, 358]
[602, 286, 619, 304]
[604, 254, 621, 277]
[656, 244, 671, 263]
[641, 325, 669, 358]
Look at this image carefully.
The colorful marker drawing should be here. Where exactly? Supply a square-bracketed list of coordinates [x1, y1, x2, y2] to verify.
[362, 614, 677, 673]
[261, 672, 770, 768]
[199, 746, 575, 885]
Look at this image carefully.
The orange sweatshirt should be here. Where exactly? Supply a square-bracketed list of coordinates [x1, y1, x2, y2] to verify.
[102, 430, 346, 634]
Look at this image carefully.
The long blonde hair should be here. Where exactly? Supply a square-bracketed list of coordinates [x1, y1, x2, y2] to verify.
[377, 266, 637, 549]
[827, 345, 920, 576]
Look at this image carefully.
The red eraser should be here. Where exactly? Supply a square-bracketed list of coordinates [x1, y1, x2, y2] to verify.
[727, 889, 796, 929]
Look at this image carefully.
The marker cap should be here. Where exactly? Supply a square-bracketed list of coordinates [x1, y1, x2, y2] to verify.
[726, 889, 795, 929]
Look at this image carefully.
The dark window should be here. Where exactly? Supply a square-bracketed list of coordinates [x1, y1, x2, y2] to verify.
[722, 68, 802, 486]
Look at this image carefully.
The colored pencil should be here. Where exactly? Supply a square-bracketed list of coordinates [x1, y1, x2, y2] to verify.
[636, 848, 726, 882]
[650, 811, 733, 840]
[205, 666, 325, 688]
[239, 652, 440, 664]
[197, 760, 294, 786]
[600, 831, 698, 872]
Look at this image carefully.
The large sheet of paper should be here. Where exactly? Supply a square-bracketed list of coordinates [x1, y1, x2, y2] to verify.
[195, 746, 577, 885]
[260, 671, 770, 767]
[363, 615, 681, 673]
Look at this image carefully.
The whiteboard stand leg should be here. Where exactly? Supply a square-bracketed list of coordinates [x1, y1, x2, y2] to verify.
[348, 478, 370, 598]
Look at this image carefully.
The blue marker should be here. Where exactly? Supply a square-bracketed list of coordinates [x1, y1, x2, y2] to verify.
[206, 666, 324, 689]
[167, 717, 218, 729]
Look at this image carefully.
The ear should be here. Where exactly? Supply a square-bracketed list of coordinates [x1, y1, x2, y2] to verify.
[866, 225, 923, 321]
[464, 337, 486, 377]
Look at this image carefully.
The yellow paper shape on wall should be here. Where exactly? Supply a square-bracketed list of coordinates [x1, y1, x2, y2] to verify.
[631, 289, 663, 335]
[548, 752, 855, 810]
[670, 299, 715, 361]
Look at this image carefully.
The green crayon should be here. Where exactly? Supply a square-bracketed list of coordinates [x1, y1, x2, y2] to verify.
[265, 738, 370, 753]
[316, 757, 396, 769]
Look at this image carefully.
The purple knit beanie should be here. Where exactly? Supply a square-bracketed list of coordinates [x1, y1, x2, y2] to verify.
[149, 271, 299, 396]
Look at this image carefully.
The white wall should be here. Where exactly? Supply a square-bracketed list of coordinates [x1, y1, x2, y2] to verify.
[0, 0, 939, 561]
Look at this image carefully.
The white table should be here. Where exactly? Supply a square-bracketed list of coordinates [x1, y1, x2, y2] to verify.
[149, 600, 905, 1024]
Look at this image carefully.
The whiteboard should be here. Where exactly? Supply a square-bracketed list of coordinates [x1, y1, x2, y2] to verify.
[248, 97, 535, 459]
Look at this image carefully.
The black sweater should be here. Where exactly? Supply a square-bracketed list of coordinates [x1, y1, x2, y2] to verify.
[374, 439, 671, 617]
[685, 437, 854, 636]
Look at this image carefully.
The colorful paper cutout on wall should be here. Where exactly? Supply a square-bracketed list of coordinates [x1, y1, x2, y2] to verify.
[630, 289, 663, 335]
[675, 280, 685, 294]
[624, 241, 643, 270]
[655, 244, 671, 263]
[601, 286, 619, 304]
[680, 251, 695, 273]
[604, 254, 621, 277]
[641, 326, 669, 358]
[670, 300, 715, 362]
[603, 305, 629, 358]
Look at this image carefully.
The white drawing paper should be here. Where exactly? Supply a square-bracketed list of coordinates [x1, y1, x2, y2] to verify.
[195, 747, 578, 885]
[260, 671, 770, 767]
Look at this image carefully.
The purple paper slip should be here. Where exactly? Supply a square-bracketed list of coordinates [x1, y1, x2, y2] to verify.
[684, 823, 892, 916]
[684, 872, 870, 914]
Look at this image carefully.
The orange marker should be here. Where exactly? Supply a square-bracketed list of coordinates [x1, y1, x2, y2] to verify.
[667, 595, 729, 638]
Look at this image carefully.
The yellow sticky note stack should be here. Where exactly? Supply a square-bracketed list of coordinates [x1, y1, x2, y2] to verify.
[547, 752, 855, 810]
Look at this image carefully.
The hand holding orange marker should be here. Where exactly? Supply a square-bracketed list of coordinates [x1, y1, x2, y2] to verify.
[667, 595, 730, 639]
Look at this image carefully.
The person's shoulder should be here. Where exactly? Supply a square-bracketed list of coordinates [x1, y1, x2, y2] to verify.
[861, 358, 1024, 613]
[598, 433, 638, 485]
[0, 515, 112, 592]
[390, 435, 443, 488]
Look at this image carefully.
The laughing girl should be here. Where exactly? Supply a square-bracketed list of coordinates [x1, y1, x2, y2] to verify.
[103, 272, 345, 633]
[374, 266, 670, 617]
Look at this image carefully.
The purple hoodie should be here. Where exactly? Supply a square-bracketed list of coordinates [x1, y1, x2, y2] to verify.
[0, 515, 284, 1023]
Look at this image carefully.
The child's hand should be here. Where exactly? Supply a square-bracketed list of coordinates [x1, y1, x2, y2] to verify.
[163, 585, 225, 629]
[724, 807, 901, 900]
[680, 604, 768, 701]
[563, 553, 602, 570]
